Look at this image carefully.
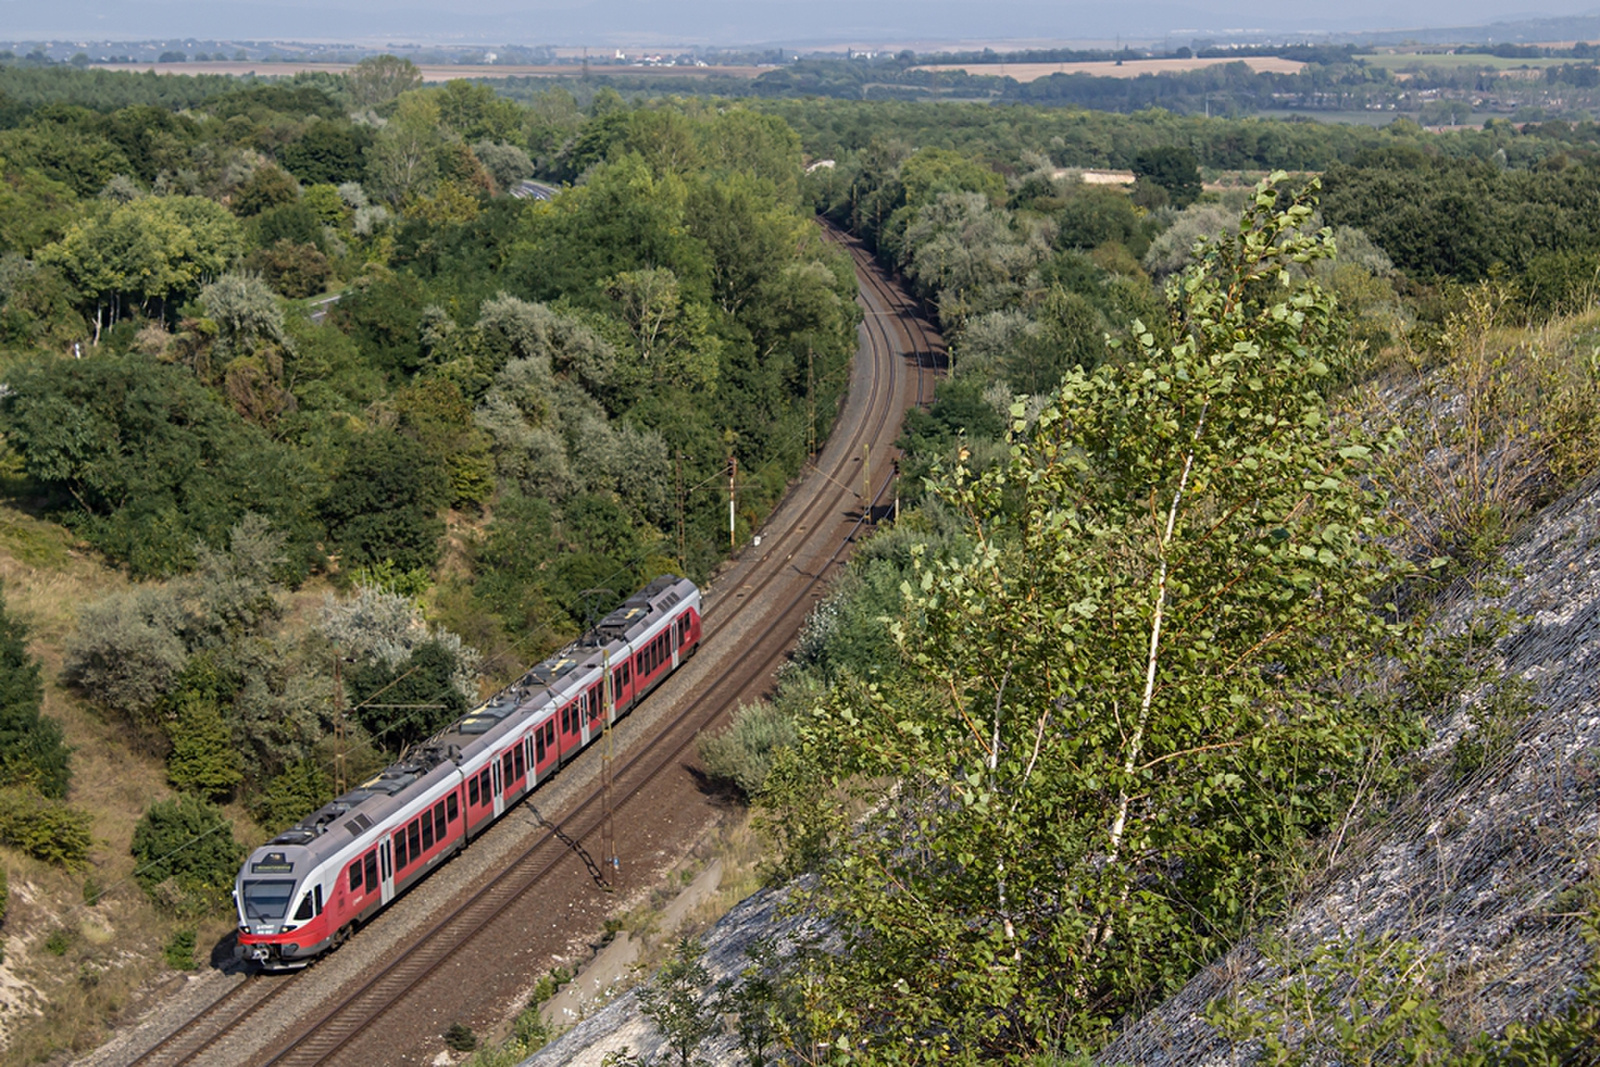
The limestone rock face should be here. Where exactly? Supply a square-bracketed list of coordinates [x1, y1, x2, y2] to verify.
[1100, 473, 1600, 1065]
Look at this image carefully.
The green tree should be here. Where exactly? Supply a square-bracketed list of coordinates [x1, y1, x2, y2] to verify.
[231, 163, 298, 217]
[780, 176, 1408, 1058]
[280, 122, 373, 186]
[601, 267, 721, 390]
[130, 794, 244, 915]
[0, 356, 320, 576]
[348, 639, 470, 750]
[166, 691, 242, 801]
[347, 55, 424, 109]
[638, 937, 717, 1067]
[367, 92, 443, 205]
[1133, 145, 1203, 208]
[0, 590, 69, 799]
[320, 429, 449, 573]
[250, 759, 333, 832]
[37, 194, 242, 338]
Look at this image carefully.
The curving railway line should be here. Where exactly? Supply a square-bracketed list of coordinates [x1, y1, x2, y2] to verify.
[99, 221, 943, 1067]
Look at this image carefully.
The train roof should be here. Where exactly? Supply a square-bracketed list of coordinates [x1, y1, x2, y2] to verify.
[247, 745, 460, 871]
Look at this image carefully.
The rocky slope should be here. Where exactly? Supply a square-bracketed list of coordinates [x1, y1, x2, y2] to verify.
[1098, 470, 1600, 1063]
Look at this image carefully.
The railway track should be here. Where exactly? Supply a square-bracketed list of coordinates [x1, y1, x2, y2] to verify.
[110, 221, 942, 1067]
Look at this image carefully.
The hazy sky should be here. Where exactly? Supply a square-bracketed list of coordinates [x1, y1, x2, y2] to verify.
[5, 0, 1598, 48]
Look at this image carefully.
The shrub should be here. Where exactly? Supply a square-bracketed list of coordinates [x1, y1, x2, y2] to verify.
[0, 787, 93, 867]
[61, 586, 189, 726]
[164, 928, 198, 971]
[130, 795, 244, 916]
[698, 701, 797, 797]
[0, 586, 70, 798]
[1451, 675, 1539, 781]
[44, 927, 73, 956]
[443, 1022, 478, 1052]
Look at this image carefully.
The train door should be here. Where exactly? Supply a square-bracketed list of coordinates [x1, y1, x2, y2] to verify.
[379, 839, 395, 904]
[491, 760, 504, 818]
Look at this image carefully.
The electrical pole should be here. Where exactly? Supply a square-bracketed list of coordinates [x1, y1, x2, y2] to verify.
[863, 442, 871, 516]
[728, 454, 737, 550]
[600, 648, 617, 890]
[675, 451, 686, 569]
[807, 347, 816, 459]
[332, 650, 347, 794]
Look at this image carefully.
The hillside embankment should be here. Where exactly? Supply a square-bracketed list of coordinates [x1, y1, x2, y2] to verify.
[520, 469, 1600, 1067]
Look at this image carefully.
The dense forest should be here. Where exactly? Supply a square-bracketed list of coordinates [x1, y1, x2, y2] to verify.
[0, 58, 861, 1004]
[2, 54, 1600, 1065]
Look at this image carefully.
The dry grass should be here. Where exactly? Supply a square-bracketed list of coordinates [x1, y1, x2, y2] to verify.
[913, 56, 1307, 82]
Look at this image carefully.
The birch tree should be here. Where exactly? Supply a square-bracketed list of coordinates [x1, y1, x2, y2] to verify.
[786, 176, 1409, 1060]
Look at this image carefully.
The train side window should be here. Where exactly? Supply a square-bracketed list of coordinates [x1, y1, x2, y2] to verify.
[421, 812, 435, 851]
[407, 820, 422, 860]
[469, 776, 479, 806]
[514, 743, 525, 779]
[315, 885, 323, 914]
[536, 727, 546, 762]
[363, 851, 378, 891]
[545, 722, 554, 746]
[395, 829, 409, 869]
[561, 704, 570, 733]
[478, 768, 491, 797]
[446, 795, 458, 822]
[348, 861, 363, 893]
[434, 801, 446, 837]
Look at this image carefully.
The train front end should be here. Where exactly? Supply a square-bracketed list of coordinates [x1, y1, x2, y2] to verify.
[234, 843, 329, 969]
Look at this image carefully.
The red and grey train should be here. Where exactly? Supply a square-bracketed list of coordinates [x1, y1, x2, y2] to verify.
[233, 575, 702, 969]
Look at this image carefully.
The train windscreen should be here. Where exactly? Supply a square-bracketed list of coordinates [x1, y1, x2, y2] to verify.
[240, 879, 296, 922]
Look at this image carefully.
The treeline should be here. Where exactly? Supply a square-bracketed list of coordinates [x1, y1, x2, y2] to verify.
[0, 62, 857, 916]
[0, 63, 243, 115]
[762, 96, 1600, 174]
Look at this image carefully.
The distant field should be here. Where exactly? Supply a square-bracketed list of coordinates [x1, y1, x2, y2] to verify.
[913, 56, 1306, 82]
[91, 61, 766, 81]
[1355, 52, 1571, 71]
